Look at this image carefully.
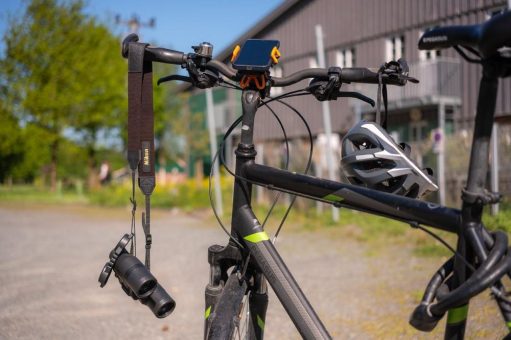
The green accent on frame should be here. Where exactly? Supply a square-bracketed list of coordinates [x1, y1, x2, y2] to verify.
[323, 193, 343, 202]
[257, 314, 265, 330]
[243, 231, 270, 243]
[507, 321, 511, 330]
[205, 306, 212, 319]
[446, 304, 469, 324]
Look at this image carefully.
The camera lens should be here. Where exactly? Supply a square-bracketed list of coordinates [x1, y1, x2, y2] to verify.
[114, 253, 157, 298]
[141, 283, 176, 318]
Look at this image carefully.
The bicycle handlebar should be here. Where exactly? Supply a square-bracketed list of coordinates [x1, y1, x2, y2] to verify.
[122, 34, 411, 88]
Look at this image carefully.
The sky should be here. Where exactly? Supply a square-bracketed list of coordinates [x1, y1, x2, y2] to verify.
[0, 0, 283, 56]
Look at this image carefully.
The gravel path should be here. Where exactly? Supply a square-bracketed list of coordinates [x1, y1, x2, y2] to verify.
[0, 203, 506, 339]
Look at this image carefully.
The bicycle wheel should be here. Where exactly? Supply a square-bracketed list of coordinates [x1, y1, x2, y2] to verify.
[207, 273, 257, 340]
[233, 293, 255, 340]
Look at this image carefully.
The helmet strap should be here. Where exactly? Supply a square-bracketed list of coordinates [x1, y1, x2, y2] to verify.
[376, 66, 389, 130]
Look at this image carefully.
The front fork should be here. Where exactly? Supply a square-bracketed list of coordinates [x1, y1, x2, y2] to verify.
[203, 243, 269, 340]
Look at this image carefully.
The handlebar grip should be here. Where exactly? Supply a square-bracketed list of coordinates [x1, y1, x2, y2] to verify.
[340, 68, 380, 84]
[145, 47, 186, 65]
[122, 33, 186, 65]
[272, 68, 328, 87]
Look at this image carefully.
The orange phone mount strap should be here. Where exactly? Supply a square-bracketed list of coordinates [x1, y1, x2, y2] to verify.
[239, 74, 267, 90]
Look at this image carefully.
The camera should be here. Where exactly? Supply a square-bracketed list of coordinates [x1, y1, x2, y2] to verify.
[98, 234, 175, 318]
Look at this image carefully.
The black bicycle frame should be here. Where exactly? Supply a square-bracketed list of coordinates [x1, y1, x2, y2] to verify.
[443, 65, 501, 339]
[208, 61, 505, 339]
[220, 86, 468, 339]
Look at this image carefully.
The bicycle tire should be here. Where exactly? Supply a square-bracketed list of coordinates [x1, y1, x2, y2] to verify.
[207, 273, 257, 340]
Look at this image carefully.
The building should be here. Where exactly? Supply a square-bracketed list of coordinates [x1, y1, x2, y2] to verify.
[184, 0, 511, 205]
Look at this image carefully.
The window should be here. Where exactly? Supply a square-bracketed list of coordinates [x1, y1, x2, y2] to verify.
[336, 48, 356, 68]
[419, 29, 441, 61]
[409, 120, 428, 142]
[385, 35, 405, 61]
[270, 65, 283, 96]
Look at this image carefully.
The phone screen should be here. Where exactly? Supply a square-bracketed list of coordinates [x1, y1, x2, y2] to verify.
[232, 39, 280, 72]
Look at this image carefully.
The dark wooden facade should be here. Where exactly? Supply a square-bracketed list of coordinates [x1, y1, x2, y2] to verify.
[211, 0, 510, 141]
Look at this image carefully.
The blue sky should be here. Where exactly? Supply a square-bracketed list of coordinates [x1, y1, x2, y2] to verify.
[0, 0, 283, 56]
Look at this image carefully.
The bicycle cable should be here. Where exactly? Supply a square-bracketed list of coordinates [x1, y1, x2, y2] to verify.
[413, 224, 475, 272]
[257, 103, 290, 230]
[215, 89, 315, 244]
[209, 141, 245, 250]
[217, 79, 243, 91]
[207, 89, 295, 248]
[266, 98, 314, 241]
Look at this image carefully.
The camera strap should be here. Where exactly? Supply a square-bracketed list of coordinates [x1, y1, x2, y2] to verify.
[128, 41, 155, 269]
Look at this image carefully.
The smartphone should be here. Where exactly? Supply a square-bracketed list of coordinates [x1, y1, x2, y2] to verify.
[232, 39, 280, 72]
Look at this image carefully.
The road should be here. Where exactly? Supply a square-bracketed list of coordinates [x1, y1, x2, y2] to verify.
[0, 203, 506, 339]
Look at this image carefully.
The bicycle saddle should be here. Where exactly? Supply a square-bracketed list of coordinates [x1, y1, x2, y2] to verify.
[418, 11, 511, 58]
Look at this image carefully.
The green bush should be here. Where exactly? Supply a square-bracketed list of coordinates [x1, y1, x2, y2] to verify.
[88, 177, 232, 211]
[483, 207, 511, 233]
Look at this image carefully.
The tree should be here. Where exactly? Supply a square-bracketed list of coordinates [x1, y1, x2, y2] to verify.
[152, 63, 182, 176]
[176, 92, 210, 181]
[0, 103, 24, 183]
[2, 0, 125, 190]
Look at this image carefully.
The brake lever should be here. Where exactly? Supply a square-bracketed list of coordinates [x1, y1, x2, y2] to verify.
[380, 59, 419, 85]
[157, 75, 193, 85]
[404, 75, 419, 83]
[335, 91, 375, 107]
[386, 73, 419, 85]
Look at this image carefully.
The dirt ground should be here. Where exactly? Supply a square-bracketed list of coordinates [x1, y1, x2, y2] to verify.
[0, 202, 507, 339]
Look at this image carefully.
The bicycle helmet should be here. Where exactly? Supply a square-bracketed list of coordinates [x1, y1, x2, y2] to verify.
[341, 120, 438, 198]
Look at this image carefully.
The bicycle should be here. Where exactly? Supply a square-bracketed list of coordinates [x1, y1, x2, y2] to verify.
[99, 11, 511, 340]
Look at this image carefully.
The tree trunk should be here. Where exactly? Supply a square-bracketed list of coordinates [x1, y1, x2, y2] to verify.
[194, 158, 203, 185]
[87, 146, 99, 190]
[49, 138, 59, 191]
[158, 152, 167, 185]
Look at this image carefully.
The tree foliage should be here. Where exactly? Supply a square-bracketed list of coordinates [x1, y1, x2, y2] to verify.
[1, 0, 125, 187]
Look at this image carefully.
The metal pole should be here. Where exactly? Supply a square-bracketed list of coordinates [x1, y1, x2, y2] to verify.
[206, 88, 223, 216]
[491, 122, 500, 215]
[315, 24, 339, 222]
[438, 100, 446, 206]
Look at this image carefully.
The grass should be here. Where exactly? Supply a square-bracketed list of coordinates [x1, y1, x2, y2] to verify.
[2, 182, 510, 259]
[483, 203, 511, 233]
[0, 185, 88, 205]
